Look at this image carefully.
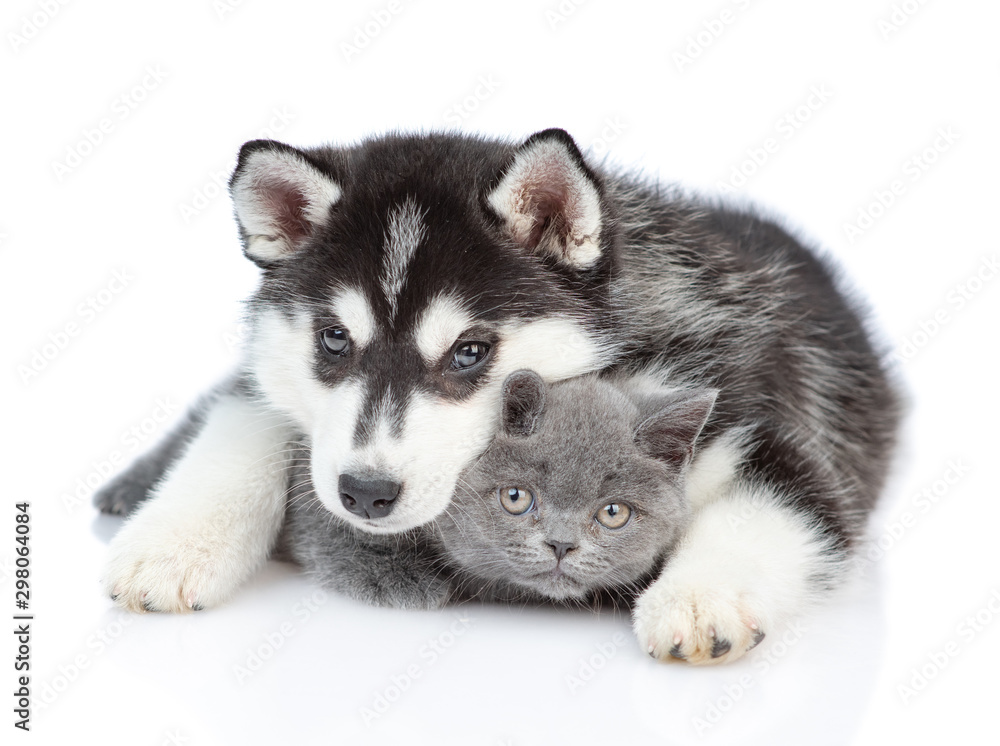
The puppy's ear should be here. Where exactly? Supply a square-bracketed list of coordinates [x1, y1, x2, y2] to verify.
[487, 129, 605, 270]
[634, 389, 718, 470]
[500, 370, 547, 437]
[229, 140, 341, 266]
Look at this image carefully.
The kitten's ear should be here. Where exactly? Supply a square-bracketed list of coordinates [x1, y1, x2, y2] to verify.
[634, 389, 718, 469]
[229, 140, 342, 266]
[487, 128, 605, 270]
[500, 370, 547, 437]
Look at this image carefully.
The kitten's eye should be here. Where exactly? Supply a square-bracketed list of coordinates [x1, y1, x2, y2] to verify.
[319, 328, 350, 357]
[498, 486, 535, 515]
[595, 502, 631, 529]
[452, 342, 490, 370]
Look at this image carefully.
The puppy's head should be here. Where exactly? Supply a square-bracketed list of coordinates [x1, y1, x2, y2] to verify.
[233, 131, 625, 533]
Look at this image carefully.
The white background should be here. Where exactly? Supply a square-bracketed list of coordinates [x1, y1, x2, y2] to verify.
[3, 0, 999, 744]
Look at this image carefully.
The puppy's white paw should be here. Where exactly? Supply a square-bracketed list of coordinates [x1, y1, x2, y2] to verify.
[633, 575, 766, 665]
[632, 490, 841, 665]
[103, 519, 243, 613]
[100, 394, 292, 613]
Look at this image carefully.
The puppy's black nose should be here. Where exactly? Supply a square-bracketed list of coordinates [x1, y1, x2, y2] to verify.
[339, 474, 401, 519]
[547, 541, 576, 561]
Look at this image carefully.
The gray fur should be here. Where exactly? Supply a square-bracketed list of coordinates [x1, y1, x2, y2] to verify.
[276, 457, 454, 610]
[278, 373, 714, 608]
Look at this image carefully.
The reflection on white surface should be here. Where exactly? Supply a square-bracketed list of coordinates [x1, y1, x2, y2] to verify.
[52, 517, 884, 745]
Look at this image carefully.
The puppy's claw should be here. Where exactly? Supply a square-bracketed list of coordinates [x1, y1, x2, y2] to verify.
[710, 637, 732, 658]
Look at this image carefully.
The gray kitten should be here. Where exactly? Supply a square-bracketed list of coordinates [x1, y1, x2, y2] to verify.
[278, 371, 715, 609]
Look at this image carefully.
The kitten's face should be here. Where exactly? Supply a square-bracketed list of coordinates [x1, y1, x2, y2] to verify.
[435, 374, 714, 601]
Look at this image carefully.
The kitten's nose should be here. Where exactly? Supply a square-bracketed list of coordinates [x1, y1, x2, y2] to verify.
[339, 474, 401, 519]
[547, 540, 576, 561]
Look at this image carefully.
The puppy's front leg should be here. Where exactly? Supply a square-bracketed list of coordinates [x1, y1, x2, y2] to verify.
[102, 394, 294, 612]
[633, 484, 842, 665]
[93, 376, 239, 517]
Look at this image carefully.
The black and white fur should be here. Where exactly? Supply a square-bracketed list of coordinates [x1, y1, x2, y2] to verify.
[97, 129, 899, 664]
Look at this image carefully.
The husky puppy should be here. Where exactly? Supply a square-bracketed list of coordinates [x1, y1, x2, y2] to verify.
[97, 129, 899, 664]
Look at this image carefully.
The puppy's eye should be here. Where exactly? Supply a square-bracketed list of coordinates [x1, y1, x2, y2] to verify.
[498, 486, 534, 515]
[452, 342, 490, 370]
[319, 328, 350, 357]
[595, 502, 631, 529]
